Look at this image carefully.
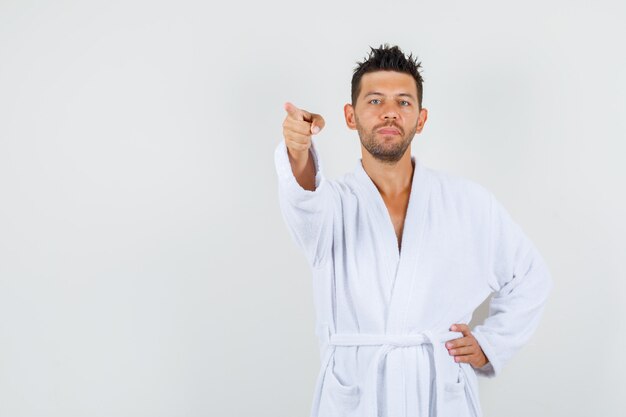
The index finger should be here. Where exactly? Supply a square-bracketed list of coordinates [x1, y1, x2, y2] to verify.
[284, 102, 312, 122]
[284, 102, 303, 121]
[445, 336, 474, 349]
[450, 323, 471, 336]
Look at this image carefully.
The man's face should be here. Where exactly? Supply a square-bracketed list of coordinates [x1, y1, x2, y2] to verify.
[344, 70, 428, 163]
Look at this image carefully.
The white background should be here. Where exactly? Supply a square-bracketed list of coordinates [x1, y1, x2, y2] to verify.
[1, 1, 624, 416]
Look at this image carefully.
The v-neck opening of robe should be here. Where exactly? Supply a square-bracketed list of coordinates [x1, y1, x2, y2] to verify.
[352, 155, 433, 334]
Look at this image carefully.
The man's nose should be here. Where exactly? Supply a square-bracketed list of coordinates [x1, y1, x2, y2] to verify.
[381, 104, 399, 120]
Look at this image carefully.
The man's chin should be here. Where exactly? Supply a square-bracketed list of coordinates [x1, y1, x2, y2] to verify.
[367, 147, 408, 164]
[360, 135, 412, 163]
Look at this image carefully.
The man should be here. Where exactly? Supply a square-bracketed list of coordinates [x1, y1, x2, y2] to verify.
[274, 44, 552, 417]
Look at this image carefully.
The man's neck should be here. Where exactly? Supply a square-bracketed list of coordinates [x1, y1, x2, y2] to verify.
[361, 146, 415, 198]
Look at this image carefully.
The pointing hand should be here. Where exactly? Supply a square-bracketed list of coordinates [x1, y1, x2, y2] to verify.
[282, 102, 325, 157]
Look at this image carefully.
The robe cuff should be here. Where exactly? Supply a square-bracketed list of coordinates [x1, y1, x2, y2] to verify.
[273, 139, 324, 200]
[471, 328, 501, 378]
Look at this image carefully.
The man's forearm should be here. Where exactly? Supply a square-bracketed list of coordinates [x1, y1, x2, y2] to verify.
[288, 148, 316, 191]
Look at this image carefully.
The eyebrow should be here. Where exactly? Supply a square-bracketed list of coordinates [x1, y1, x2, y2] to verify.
[363, 91, 416, 100]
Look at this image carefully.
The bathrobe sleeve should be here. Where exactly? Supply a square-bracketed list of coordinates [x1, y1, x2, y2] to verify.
[471, 192, 553, 378]
[274, 139, 335, 268]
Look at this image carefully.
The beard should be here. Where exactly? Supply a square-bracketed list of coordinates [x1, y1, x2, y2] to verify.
[355, 115, 418, 164]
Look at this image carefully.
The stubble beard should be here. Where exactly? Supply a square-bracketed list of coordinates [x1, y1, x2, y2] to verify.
[356, 115, 418, 164]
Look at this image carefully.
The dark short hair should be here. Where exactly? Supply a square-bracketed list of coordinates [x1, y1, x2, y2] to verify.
[351, 44, 424, 108]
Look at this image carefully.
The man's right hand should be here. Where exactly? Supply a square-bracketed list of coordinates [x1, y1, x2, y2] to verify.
[282, 102, 325, 191]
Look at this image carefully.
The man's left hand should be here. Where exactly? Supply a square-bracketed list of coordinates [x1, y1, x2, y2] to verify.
[446, 323, 489, 369]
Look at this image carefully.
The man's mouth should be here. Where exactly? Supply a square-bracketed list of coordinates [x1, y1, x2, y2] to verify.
[377, 127, 401, 135]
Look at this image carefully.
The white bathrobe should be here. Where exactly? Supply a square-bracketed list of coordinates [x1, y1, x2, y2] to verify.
[274, 138, 553, 417]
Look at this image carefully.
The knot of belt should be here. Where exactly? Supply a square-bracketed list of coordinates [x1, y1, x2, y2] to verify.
[325, 329, 463, 417]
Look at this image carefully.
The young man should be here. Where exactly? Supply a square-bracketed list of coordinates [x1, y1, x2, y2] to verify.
[274, 44, 552, 417]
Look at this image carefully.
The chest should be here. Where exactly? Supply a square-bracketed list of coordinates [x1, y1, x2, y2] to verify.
[382, 194, 410, 249]
[327, 193, 492, 332]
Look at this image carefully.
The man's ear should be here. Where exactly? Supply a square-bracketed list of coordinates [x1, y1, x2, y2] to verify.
[415, 107, 428, 134]
[344, 103, 357, 130]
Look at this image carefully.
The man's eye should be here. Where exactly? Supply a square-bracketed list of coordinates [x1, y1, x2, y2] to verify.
[370, 99, 381, 104]
[400, 100, 410, 106]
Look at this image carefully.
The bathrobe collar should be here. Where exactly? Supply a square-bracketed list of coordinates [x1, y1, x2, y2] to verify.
[353, 154, 433, 334]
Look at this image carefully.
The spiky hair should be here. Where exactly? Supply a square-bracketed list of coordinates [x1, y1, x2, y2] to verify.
[351, 44, 424, 108]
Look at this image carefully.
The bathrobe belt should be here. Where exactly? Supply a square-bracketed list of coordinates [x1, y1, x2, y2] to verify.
[323, 329, 464, 417]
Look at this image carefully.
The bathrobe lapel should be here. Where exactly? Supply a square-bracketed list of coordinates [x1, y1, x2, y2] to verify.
[354, 156, 432, 334]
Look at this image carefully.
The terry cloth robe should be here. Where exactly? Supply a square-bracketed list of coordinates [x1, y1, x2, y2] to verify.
[274, 138, 553, 417]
